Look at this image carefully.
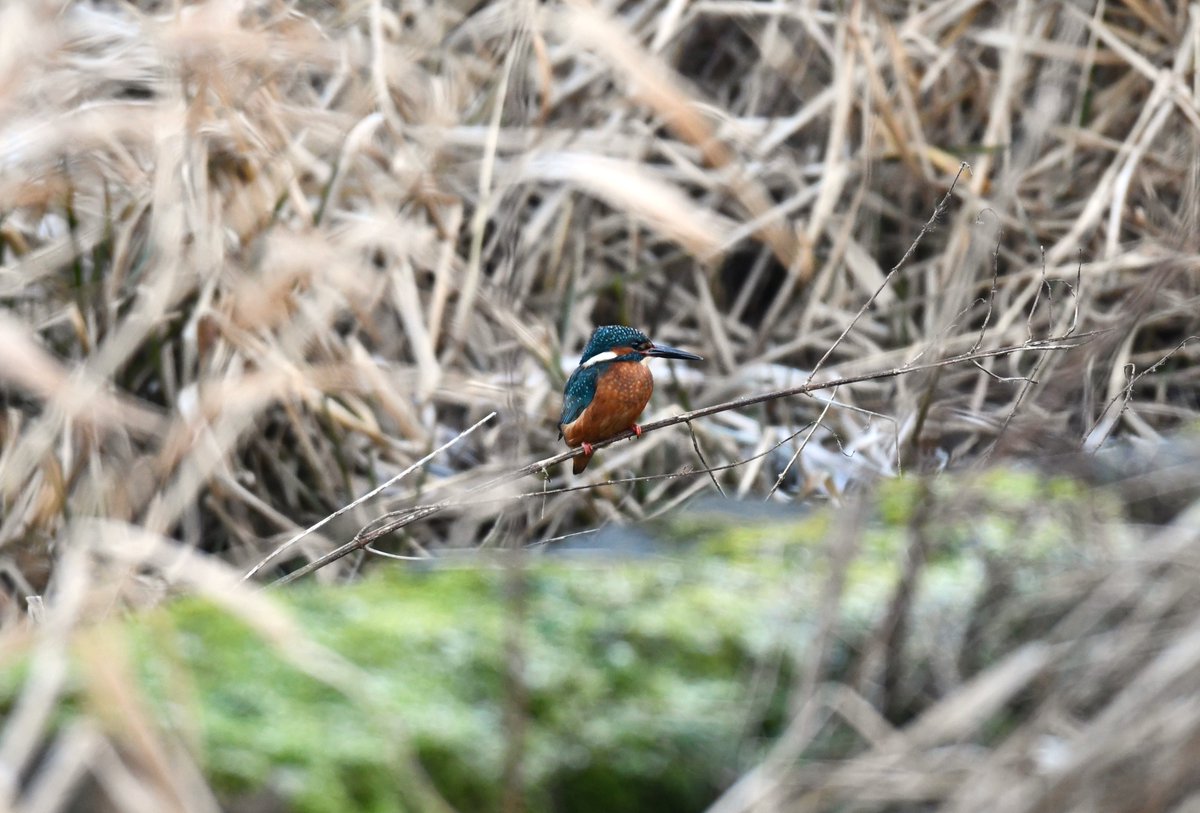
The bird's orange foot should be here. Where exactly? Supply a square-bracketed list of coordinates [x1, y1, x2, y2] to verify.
[581, 441, 595, 455]
[631, 423, 644, 438]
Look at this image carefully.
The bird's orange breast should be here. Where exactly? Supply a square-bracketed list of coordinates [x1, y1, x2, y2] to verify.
[562, 361, 654, 447]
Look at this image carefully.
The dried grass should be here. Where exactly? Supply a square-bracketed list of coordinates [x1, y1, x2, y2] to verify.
[2, 0, 1200, 809]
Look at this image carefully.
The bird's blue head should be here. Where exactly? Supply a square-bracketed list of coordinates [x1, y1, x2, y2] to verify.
[577, 325, 702, 367]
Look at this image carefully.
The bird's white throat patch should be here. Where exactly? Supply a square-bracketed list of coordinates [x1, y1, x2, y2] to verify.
[581, 350, 620, 368]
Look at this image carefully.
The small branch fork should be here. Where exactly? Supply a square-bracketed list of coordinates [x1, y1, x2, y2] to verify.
[259, 331, 1095, 587]
[246, 413, 496, 582]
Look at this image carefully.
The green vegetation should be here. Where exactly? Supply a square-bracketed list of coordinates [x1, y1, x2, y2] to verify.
[5, 468, 1113, 811]
[1, 2, 1197, 810]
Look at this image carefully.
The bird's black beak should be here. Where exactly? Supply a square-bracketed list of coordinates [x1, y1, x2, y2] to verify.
[645, 343, 702, 361]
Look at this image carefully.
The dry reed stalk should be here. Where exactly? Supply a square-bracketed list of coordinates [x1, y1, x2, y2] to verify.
[0, 0, 1199, 805]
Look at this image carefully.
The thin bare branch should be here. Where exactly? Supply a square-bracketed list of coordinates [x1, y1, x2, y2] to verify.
[267, 331, 1094, 586]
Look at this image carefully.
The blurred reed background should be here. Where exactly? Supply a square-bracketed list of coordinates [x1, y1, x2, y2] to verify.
[2, 0, 1200, 811]
[3, 0, 1195, 582]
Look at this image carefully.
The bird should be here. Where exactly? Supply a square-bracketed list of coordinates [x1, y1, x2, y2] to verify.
[558, 325, 702, 474]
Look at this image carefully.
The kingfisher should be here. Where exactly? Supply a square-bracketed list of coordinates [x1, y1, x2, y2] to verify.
[558, 325, 702, 474]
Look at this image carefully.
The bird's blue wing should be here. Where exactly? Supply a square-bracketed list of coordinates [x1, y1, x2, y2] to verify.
[558, 365, 598, 434]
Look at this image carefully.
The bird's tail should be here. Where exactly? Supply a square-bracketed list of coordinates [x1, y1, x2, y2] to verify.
[573, 449, 592, 474]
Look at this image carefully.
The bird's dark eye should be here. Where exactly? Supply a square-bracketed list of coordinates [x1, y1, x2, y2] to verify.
[636, 340, 652, 351]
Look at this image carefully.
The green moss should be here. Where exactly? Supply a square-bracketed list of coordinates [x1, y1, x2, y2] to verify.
[877, 476, 925, 526]
[0, 464, 1122, 812]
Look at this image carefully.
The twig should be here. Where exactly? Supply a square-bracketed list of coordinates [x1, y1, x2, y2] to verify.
[971, 210, 1002, 353]
[244, 412, 496, 581]
[1065, 249, 1083, 338]
[766, 387, 838, 500]
[807, 162, 971, 383]
[1027, 246, 1047, 344]
[1082, 336, 1200, 453]
[686, 420, 725, 497]
[523, 334, 1099, 480]
[265, 331, 1096, 587]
